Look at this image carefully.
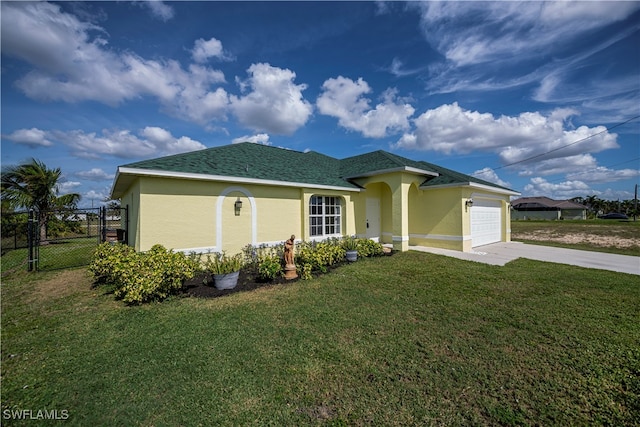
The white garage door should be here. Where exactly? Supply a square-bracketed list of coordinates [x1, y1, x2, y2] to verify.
[471, 199, 502, 247]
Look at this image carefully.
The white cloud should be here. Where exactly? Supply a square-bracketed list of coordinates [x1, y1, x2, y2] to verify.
[522, 177, 637, 202]
[140, 126, 205, 154]
[413, 1, 640, 67]
[75, 168, 115, 181]
[598, 187, 636, 201]
[232, 133, 271, 145]
[412, 1, 640, 125]
[566, 166, 640, 184]
[317, 76, 414, 138]
[523, 177, 637, 203]
[84, 189, 110, 203]
[58, 180, 82, 195]
[395, 103, 618, 175]
[523, 177, 592, 199]
[3, 128, 53, 147]
[387, 58, 426, 78]
[230, 63, 313, 135]
[17, 127, 206, 159]
[191, 37, 231, 63]
[138, 1, 174, 22]
[471, 167, 511, 188]
[0, 2, 229, 126]
[517, 154, 598, 177]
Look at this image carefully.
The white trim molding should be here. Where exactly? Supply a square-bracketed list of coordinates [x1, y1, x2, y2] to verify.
[419, 181, 520, 196]
[344, 166, 438, 180]
[114, 167, 361, 196]
[175, 246, 218, 255]
[216, 186, 258, 250]
[410, 233, 472, 242]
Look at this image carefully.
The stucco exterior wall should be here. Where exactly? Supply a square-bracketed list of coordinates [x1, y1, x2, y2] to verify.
[561, 209, 586, 220]
[138, 177, 217, 252]
[511, 208, 585, 221]
[511, 210, 560, 221]
[119, 171, 513, 254]
[120, 179, 141, 251]
[125, 176, 357, 254]
[409, 186, 466, 251]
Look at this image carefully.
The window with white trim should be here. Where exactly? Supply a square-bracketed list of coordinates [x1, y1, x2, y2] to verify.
[309, 196, 342, 237]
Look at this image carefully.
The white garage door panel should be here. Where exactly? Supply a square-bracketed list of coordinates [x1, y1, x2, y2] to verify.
[471, 200, 502, 247]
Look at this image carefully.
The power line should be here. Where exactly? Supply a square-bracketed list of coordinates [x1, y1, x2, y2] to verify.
[543, 156, 640, 184]
[477, 114, 640, 174]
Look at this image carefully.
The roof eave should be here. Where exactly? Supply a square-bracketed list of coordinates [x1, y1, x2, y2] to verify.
[111, 167, 362, 197]
[419, 181, 521, 196]
[109, 168, 126, 200]
[343, 166, 438, 180]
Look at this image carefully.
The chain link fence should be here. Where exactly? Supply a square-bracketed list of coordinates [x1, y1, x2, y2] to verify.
[1, 211, 30, 256]
[2, 206, 128, 272]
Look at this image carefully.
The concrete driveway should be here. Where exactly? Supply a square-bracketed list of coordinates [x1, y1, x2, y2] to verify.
[411, 242, 640, 276]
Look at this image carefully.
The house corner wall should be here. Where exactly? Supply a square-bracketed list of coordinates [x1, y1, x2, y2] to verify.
[120, 178, 141, 252]
[409, 187, 465, 252]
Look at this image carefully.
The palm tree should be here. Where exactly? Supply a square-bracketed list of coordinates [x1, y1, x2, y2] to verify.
[1, 159, 81, 242]
[584, 195, 603, 218]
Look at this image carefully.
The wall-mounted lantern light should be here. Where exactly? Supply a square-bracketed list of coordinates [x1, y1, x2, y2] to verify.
[465, 198, 474, 211]
[234, 198, 243, 216]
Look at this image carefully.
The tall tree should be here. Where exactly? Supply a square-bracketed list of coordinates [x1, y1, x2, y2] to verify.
[1, 159, 81, 241]
[584, 195, 603, 218]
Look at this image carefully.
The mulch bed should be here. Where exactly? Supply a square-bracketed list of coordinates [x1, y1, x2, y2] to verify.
[182, 249, 394, 299]
[181, 269, 298, 299]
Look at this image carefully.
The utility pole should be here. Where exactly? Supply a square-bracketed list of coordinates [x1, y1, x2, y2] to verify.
[635, 184, 638, 222]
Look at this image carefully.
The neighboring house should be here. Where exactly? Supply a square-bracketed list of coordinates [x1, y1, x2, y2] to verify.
[511, 196, 587, 220]
[110, 143, 520, 254]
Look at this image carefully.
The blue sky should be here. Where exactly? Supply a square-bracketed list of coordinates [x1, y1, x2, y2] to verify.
[2, 1, 639, 207]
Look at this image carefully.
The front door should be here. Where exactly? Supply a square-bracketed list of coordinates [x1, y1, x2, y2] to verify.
[366, 198, 381, 241]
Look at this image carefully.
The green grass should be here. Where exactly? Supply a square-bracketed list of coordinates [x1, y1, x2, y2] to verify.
[2, 252, 639, 425]
[1, 237, 99, 273]
[511, 219, 640, 256]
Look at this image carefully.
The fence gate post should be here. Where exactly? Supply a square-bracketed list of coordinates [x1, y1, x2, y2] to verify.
[99, 206, 103, 243]
[27, 209, 38, 271]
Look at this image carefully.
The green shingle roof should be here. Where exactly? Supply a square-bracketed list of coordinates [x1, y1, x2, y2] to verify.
[417, 160, 514, 192]
[113, 142, 516, 196]
[339, 150, 437, 177]
[121, 142, 353, 189]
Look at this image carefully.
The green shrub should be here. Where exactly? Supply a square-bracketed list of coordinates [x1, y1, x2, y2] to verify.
[242, 244, 260, 274]
[89, 243, 199, 304]
[342, 236, 358, 251]
[299, 263, 313, 280]
[89, 242, 135, 285]
[204, 252, 244, 275]
[242, 243, 285, 282]
[295, 238, 346, 279]
[356, 238, 385, 257]
[257, 254, 283, 281]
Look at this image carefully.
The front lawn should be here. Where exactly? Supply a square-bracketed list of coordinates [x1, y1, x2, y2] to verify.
[1, 252, 638, 425]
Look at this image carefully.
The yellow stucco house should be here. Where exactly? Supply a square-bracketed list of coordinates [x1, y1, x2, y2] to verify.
[110, 142, 520, 254]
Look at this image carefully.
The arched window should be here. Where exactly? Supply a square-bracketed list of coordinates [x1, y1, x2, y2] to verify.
[309, 195, 342, 237]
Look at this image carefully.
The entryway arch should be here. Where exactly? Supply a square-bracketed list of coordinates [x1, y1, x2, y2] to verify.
[216, 186, 257, 253]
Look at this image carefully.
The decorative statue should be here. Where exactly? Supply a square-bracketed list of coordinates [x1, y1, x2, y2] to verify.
[284, 234, 298, 279]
